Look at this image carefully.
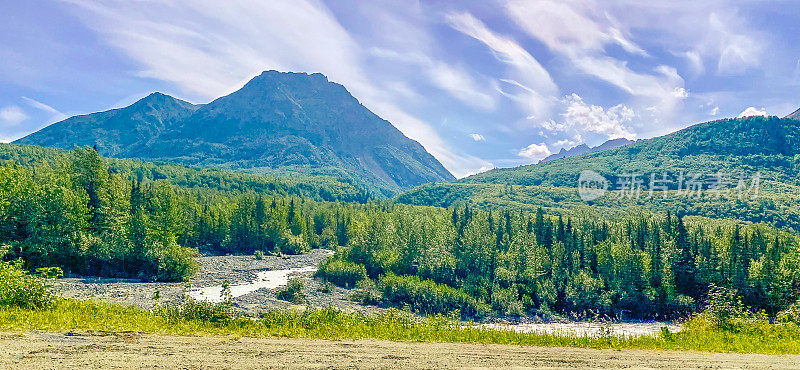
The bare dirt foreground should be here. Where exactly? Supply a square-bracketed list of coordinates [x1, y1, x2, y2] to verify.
[0, 332, 798, 369]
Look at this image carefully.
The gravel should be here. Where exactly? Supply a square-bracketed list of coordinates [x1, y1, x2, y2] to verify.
[53, 249, 680, 337]
[53, 249, 353, 313]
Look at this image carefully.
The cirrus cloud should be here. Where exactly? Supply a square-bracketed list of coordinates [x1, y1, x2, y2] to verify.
[0, 105, 28, 127]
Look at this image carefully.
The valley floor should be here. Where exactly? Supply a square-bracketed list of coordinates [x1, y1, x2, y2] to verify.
[53, 249, 372, 315]
[1, 331, 797, 369]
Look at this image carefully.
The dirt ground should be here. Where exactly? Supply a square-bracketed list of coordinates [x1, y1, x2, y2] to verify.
[0, 331, 797, 369]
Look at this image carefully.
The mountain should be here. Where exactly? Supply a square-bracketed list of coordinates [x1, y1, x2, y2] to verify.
[15, 71, 454, 195]
[397, 116, 800, 230]
[540, 138, 635, 163]
[464, 115, 800, 187]
[15, 92, 200, 157]
[787, 107, 800, 120]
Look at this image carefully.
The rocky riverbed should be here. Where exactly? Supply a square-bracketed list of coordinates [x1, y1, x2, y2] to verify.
[53, 249, 365, 314]
[53, 249, 680, 337]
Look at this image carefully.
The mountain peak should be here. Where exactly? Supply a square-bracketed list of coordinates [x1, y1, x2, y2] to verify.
[15, 70, 453, 194]
[787, 107, 800, 119]
[248, 70, 330, 86]
[129, 91, 195, 111]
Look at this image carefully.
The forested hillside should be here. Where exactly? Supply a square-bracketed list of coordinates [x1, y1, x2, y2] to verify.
[15, 71, 454, 196]
[398, 116, 800, 231]
[466, 116, 800, 187]
[1, 145, 798, 320]
[0, 144, 372, 203]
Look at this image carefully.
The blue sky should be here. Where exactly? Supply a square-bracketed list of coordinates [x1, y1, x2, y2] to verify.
[1, 0, 799, 177]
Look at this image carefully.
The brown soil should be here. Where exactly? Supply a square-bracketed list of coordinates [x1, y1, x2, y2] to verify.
[0, 331, 797, 369]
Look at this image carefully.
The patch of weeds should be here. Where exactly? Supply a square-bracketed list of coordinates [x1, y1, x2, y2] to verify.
[277, 278, 307, 304]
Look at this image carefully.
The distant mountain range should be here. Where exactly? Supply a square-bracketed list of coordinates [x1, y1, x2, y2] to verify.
[397, 114, 800, 230]
[15, 71, 454, 196]
[464, 115, 800, 187]
[540, 138, 636, 163]
[788, 108, 800, 120]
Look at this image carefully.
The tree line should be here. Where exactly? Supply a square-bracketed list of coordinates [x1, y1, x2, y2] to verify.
[1, 146, 798, 320]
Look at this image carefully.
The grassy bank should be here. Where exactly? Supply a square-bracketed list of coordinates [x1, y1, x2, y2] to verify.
[1, 299, 799, 354]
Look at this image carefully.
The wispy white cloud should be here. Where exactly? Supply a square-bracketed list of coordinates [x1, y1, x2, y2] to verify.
[505, 0, 644, 55]
[427, 62, 496, 111]
[518, 142, 551, 161]
[445, 12, 558, 118]
[22, 96, 59, 115]
[682, 51, 705, 75]
[710, 106, 720, 116]
[503, 0, 687, 118]
[469, 133, 485, 142]
[511, 1, 688, 103]
[63, 0, 489, 178]
[708, 13, 762, 75]
[0, 105, 28, 127]
[370, 48, 496, 111]
[22, 96, 67, 122]
[586, 2, 764, 76]
[737, 106, 767, 118]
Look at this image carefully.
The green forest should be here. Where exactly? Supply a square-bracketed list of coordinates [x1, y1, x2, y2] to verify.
[398, 116, 800, 232]
[2, 144, 798, 320]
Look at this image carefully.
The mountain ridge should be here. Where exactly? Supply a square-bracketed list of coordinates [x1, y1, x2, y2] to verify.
[464, 115, 800, 186]
[540, 138, 636, 163]
[15, 70, 454, 195]
[397, 115, 800, 229]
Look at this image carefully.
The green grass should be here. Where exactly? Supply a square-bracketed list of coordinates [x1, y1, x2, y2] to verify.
[1, 299, 799, 354]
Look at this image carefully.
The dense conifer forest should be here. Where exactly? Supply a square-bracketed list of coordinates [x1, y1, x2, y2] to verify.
[2, 144, 797, 319]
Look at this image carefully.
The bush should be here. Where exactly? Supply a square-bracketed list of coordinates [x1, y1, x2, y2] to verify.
[350, 279, 380, 305]
[700, 285, 752, 327]
[777, 300, 800, 325]
[254, 250, 265, 260]
[0, 261, 56, 309]
[35, 266, 64, 279]
[492, 288, 525, 317]
[142, 243, 200, 282]
[156, 298, 232, 323]
[378, 274, 486, 318]
[318, 281, 333, 293]
[280, 235, 310, 255]
[277, 278, 307, 304]
[315, 259, 367, 288]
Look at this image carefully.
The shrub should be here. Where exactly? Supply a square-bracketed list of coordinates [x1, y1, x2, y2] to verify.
[143, 243, 200, 282]
[35, 266, 64, 279]
[315, 259, 367, 288]
[156, 298, 232, 323]
[280, 235, 310, 255]
[492, 288, 525, 317]
[277, 278, 307, 304]
[350, 279, 380, 305]
[318, 281, 334, 293]
[254, 250, 265, 260]
[699, 285, 752, 327]
[0, 261, 56, 309]
[378, 273, 486, 318]
[777, 300, 800, 325]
